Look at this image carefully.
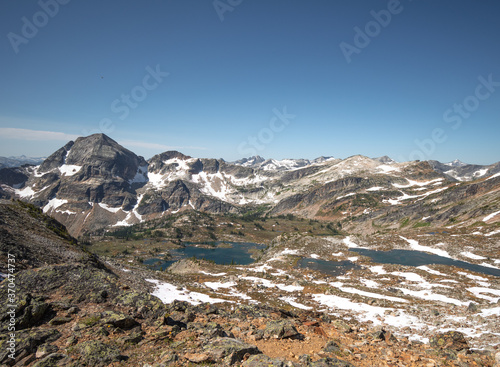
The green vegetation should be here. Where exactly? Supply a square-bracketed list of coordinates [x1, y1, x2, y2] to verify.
[351, 193, 380, 208]
[400, 217, 410, 228]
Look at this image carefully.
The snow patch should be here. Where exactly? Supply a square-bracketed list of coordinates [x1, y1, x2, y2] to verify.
[98, 203, 122, 213]
[59, 164, 82, 176]
[486, 172, 500, 180]
[146, 279, 227, 305]
[399, 236, 451, 258]
[129, 164, 148, 184]
[369, 265, 387, 275]
[483, 210, 500, 222]
[417, 266, 447, 276]
[281, 296, 312, 310]
[343, 236, 360, 248]
[366, 186, 384, 191]
[460, 251, 487, 260]
[43, 198, 68, 213]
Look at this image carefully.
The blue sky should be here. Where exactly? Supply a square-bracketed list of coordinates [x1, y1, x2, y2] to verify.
[1, 0, 499, 164]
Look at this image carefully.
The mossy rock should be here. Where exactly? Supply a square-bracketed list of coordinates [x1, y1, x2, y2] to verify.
[100, 310, 139, 329]
[49, 316, 72, 326]
[75, 340, 127, 366]
[430, 331, 469, 352]
[7, 294, 50, 330]
[310, 357, 356, 366]
[4, 264, 118, 306]
[242, 354, 285, 366]
[332, 320, 352, 333]
[32, 353, 72, 367]
[263, 320, 300, 339]
[203, 337, 261, 365]
[114, 290, 165, 317]
[0, 328, 61, 365]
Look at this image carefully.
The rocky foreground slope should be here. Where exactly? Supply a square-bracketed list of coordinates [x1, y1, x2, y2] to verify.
[1, 200, 500, 366]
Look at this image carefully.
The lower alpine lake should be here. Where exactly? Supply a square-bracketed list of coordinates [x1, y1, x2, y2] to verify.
[351, 248, 500, 277]
[296, 257, 361, 276]
[143, 241, 266, 271]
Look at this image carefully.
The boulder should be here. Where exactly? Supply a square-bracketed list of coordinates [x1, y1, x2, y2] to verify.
[264, 320, 300, 339]
[242, 354, 285, 366]
[323, 340, 341, 353]
[311, 357, 356, 366]
[430, 331, 469, 352]
[100, 310, 139, 329]
[203, 337, 261, 365]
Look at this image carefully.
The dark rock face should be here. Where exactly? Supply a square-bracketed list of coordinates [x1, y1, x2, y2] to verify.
[0, 167, 29, 187]
[39, 141, 74, 173]
[15, 134, 148, 235]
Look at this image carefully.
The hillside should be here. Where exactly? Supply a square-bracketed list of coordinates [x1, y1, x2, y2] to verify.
[1, 200, 499, 366]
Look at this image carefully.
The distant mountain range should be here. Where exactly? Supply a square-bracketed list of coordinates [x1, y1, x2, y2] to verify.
[0, 155, 46, 169]
[0, 134, 499, 237]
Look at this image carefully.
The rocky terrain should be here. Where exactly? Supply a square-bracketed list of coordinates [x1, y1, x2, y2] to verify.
[1, 200, 500, 366]
[1, 134, 500, 366]
[0, 134, 499, 239]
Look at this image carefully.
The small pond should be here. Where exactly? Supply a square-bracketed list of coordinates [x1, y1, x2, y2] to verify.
[351, 248, 500, 277]
[144, 241, 266, 271]
[296, 257, 361, 276]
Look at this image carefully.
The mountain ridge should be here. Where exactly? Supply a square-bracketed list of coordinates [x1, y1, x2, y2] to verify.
[0, 134, 499, 237]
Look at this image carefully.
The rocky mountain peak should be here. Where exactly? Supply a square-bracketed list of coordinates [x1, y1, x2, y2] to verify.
[148, 151, 192, 168]
[446, 159, 467, 167]
[233, 155, 266, 167]
[38, 134, 146, 181]
[374, 155, 396, 164]
[312, 156, 335, 164]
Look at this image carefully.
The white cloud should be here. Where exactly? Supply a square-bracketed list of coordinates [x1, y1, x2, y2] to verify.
[0, 128, 80, 142]
[0, 127, 206, 155]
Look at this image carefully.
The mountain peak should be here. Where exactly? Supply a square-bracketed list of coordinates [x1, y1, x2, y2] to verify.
[373, 155, 396, 164]
[445, 159, 467, 167]
[233, 155, 266, 167]
[38, 134, 145, 181]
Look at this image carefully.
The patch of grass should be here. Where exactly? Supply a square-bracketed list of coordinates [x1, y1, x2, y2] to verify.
[82, 315, 101, 327]
[400, 217, 410, 228]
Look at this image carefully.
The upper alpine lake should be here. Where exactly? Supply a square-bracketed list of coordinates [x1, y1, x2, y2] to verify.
[351, 248, 500, 277]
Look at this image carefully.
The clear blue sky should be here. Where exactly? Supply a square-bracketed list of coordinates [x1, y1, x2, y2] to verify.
[1, 0, 499, 164]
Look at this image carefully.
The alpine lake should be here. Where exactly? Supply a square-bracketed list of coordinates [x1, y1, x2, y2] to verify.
[144, 240, 500, 278]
